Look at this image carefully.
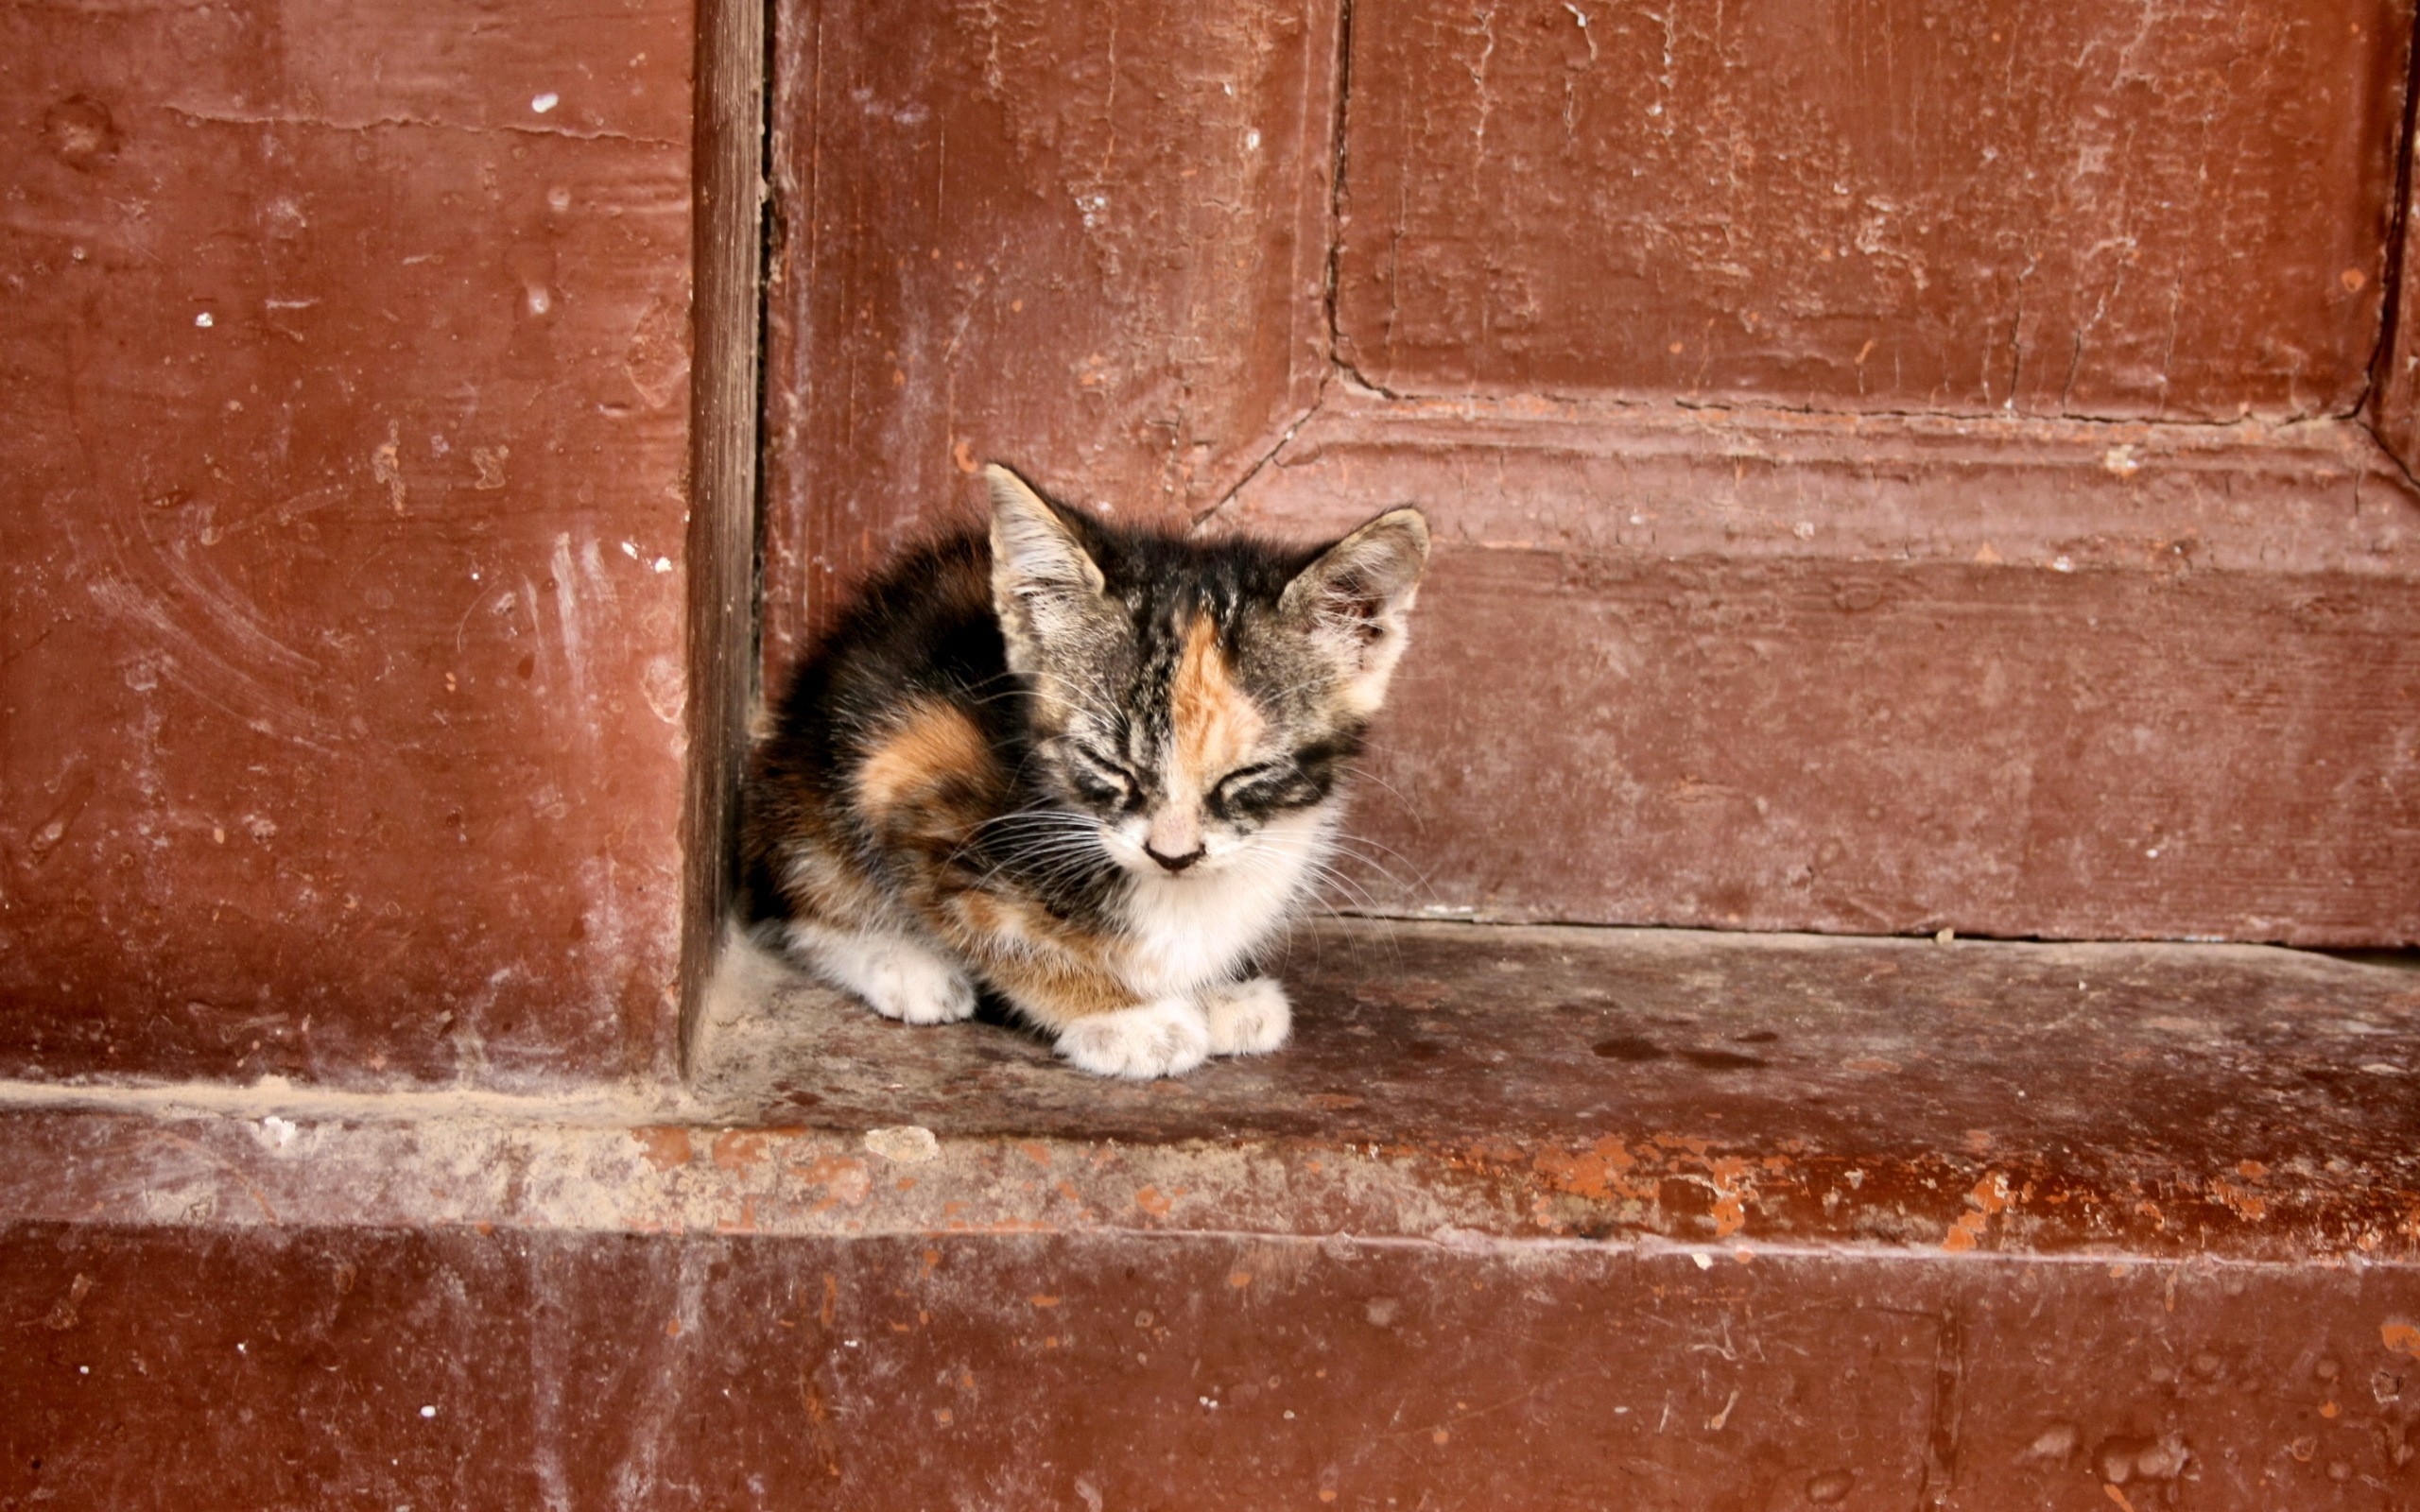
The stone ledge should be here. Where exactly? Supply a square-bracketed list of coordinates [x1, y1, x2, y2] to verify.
[6, 919, 2414, 1265]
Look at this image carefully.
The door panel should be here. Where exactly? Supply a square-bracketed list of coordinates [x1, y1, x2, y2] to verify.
[1334, 0, 2408, 418]
[1223, 396, 2420, 941]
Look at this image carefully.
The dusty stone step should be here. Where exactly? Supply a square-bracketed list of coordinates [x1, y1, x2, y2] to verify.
[4, 919, 2416, 1507]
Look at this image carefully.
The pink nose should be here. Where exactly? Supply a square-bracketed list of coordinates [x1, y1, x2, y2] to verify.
[1146, 807, 1201, 862]
[1144, 843, 1204, 873]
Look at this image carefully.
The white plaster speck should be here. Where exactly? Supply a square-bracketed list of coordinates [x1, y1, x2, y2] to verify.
[531, 93, 559, 114]
[651, 557, 672, 574]
[195, 312, 214, 328]
[2051, 556, 2076, 573]
[620, 541, 639, 558]
[420, 1404, 437, 1418]
[864, 1125, 940, 1164]
[260, 1115, 298, 1148]
[1691, 1251, 1713, 1270]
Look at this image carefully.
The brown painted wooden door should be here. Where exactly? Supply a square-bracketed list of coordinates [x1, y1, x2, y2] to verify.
[765, 0, 2420, 947]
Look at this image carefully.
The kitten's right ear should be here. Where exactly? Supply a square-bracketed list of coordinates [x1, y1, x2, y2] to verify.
[1282, 505, 1430, 715]
[985, 464, 1107, 675]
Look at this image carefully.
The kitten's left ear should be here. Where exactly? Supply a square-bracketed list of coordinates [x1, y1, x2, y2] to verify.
[1282, 506, 1430, 713]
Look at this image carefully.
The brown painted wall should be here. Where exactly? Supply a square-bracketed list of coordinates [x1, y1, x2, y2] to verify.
[1, 0, 696, 1085]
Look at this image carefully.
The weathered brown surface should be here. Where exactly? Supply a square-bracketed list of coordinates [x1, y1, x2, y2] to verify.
[761, 0, 1340, 658]
[9, 921, 2415, 1260]
[1335, 0, 2411, 419]
[1, 0, 695, 1085]
[1220, 398, 2420, 945]
[4, 919, 2417, 1506]
[692, 921, 2420, 1263]
[5, 1226, 2414, 1509]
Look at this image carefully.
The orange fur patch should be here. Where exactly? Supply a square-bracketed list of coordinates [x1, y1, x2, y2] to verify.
[1170, 614, 1264, 792]
[946, 890, 1107, 969]
[977, 952, 1137, 1025]
[855, 700, 994, 818]
[940, 891, 1136, 1026]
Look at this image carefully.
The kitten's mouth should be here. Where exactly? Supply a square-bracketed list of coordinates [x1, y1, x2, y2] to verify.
[1128, 857, 1207, 881]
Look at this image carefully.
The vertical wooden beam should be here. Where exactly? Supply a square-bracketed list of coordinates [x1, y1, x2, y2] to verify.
[2368, 5, 2420, 476]
[681, 0, 767, 1072]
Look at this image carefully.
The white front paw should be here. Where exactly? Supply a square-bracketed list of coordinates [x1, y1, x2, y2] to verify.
[1056, 1000, 1211, 1080]
[1201, 977, 1291, 1057]
[859, 949, 977, 1025]
[784, 922, 977, 1025]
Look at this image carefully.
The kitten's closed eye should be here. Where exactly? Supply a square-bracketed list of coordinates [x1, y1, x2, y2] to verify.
[1063, 745, 1142, 809]
[1210, 760, 1319, 817]
[1211, 763, 1280, 801]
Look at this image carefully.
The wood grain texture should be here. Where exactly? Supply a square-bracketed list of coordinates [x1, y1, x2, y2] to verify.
[1335, 0, 2412, 420]
[1224, 397, 2420, 944]
[761, 0, 1342, 662]
[2369, 18, 2420, 478]
[1, 0, 695, 1085]
[682, 0, 769, 1071]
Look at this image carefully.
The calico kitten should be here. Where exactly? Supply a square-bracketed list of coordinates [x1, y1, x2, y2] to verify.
[738, 465, 1428, 1079]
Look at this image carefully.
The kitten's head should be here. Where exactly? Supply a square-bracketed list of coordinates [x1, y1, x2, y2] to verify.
[984, 465, 1428, 882]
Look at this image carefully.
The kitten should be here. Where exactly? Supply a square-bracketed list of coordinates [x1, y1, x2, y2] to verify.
[738, 465, 1428, 1079]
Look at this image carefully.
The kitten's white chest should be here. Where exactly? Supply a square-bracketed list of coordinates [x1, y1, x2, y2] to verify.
[1116, 811, 1332, 997]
